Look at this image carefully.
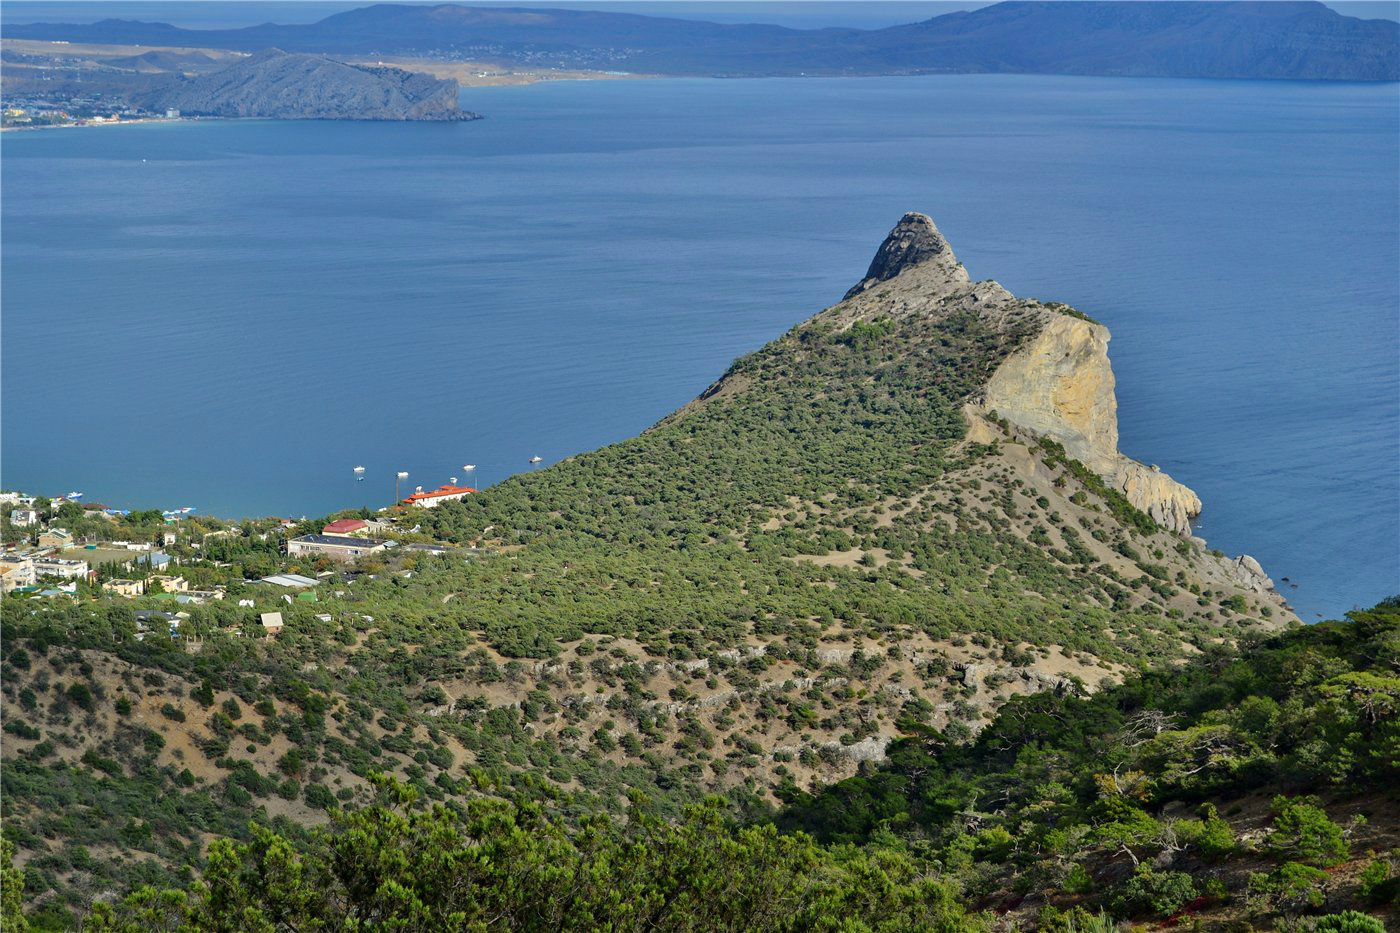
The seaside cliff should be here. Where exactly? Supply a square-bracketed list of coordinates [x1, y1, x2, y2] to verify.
[844, 212, 1201, 534]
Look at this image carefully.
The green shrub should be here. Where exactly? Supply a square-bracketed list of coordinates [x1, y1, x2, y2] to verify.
[1312, 911, 1386, 933]
[1266, 796, 1348, 867]
[1111, 867, 1196, 919]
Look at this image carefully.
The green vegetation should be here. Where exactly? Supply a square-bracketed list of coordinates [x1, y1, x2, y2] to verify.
[774, 600, 1400, 926]
[0, 271, 1336, 928]
[5, 602, 1394, 930]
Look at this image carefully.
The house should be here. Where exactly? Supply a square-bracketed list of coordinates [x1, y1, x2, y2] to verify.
[37, 528, 73, 550]
[149, 574, 188, 593]
[0, 558, 36, 593]
[134, 609, 178, 641]
[258, 573, 319, 588]
[322, 518, 370, 536]
[10, 509, 39, 527]
[187, 588, 225, 602]
[106, 578, 144, 596]
[287, 534, 388, 564]
[260, 612, 284, 636]
[148, 552, 172, 570]
[401, 484, 476, 508]
[33, 557, 88, 579]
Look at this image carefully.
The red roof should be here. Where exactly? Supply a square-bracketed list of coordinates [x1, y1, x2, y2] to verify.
[323, 519, 369, 534]
[402, 484, 476, 504]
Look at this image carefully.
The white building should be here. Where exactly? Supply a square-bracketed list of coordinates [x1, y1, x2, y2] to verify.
[33, 557, 88, 579]
[401, 484, 476, 509]
[10, 509, 39, 527]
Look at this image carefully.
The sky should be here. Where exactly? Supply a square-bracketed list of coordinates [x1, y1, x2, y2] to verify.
[3, 1, 1397, 29]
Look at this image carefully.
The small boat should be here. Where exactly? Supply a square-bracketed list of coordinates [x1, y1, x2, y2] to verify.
[67, 491, 84, 499]
[463, 464, 476, 471]
[528, 456, 543, 464]
[353, 465, 366, 474]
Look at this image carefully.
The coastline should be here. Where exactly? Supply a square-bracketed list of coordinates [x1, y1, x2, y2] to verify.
[1, 115, 191, 132]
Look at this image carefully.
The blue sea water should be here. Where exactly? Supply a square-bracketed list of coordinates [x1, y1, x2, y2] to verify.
[2, 75, 1396, 619]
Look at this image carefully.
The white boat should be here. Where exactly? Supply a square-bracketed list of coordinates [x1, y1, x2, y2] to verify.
[528, 456, 543, 464]
[463, 464, 476, 471]
[67, 491, 84, 499]
[353, 465, 366, 473]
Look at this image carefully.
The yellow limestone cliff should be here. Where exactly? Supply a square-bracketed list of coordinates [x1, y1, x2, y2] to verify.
[839, 211, 1202, 534]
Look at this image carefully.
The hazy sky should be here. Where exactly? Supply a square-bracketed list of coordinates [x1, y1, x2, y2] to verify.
[4, 1, 1397, 28]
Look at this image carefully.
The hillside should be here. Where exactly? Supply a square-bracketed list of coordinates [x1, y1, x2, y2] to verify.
[0, 213, 1307, 926]
[134, 48, 475, 121]
[9, 604, 1396, 930]
[6, 1, 1398, 81]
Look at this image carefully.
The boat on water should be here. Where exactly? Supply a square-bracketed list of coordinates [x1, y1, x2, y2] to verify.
[529, 456, 543, 464]
[463, 464, 476, 470]
[67, 491, 84, 500]
[353, 465, 366, 473]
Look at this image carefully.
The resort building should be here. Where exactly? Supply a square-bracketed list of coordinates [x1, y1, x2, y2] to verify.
[106, 579, 144, 597]
[401, 484, 476, 508]
[33, 557, 89, 579]
[287, 534, 388, 564]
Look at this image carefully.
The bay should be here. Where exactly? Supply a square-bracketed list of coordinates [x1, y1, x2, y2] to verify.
[3, 74, 1396, 619]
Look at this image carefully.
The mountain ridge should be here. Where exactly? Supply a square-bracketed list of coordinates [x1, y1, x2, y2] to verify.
[5, 0, 1397, 80]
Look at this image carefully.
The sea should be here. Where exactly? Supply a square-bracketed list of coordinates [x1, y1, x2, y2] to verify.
[2, 75, 1396, 620]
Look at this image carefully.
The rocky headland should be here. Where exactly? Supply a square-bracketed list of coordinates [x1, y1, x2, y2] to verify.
[135, 48, 477, 121]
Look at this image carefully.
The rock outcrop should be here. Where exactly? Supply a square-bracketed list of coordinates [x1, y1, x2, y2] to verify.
[835, 213, 1202, 534]
[843, 212, 964, 299]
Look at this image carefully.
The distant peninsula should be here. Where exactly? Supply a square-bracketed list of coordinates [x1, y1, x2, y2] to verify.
[134, 49, 476, 121]
[5, 0, 1398, 82]
[1, 46, 479, 123]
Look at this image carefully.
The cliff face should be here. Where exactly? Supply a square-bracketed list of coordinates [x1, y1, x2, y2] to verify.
[134, 49, 477, 121]
[979, 312, 1203, 533]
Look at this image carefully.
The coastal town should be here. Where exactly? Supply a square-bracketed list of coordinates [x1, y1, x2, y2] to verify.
[0, 482, 481, 639]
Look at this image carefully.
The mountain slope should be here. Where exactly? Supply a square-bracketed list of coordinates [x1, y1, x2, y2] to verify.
[133, 48, 474, 120]
[1, 214, 1296, 922]
[6, 1, 1397, 80]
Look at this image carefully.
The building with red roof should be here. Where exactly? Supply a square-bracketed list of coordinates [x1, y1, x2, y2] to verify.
[322, 518, 370, 536]
[401, 484, 476, 508]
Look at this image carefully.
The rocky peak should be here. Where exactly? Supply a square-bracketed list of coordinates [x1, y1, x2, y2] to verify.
[843, 212, 966, 300]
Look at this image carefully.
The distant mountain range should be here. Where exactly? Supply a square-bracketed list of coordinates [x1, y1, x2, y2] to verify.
[5, 1, 1398, 81]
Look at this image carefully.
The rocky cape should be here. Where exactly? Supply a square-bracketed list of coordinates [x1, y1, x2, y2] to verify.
[135, 49, 477, 121]
[808, 213, 1211, 539]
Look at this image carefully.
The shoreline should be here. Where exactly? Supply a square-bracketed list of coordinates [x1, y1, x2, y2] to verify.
[1, 115, 189, 132]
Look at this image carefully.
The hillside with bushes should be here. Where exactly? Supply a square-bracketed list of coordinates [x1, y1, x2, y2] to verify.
[2, 214, 1338, 928]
